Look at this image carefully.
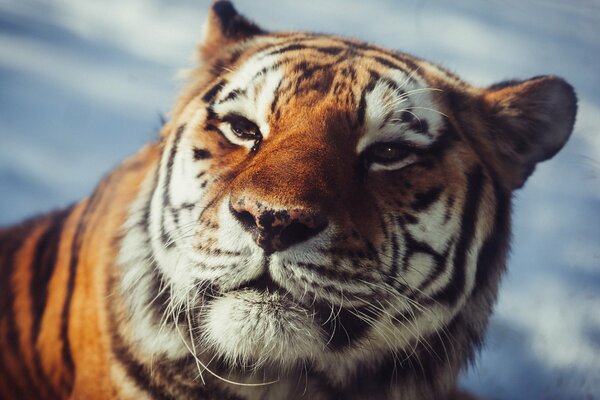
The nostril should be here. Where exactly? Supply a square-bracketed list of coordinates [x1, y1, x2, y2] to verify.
[279, 220, 328, 248]
[229, 197, 328, 252]
[229, 201, 258, 232]
[279, 222, 312, 248]
[235, 210, 257, 231]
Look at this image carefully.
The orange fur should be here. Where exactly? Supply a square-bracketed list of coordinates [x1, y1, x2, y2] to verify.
[0, 2, 576, 399]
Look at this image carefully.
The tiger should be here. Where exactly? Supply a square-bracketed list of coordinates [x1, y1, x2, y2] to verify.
[0, 1, 577, 399]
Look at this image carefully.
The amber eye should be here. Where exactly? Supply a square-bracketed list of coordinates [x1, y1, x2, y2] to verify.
[364, 142, 411, 165]
[222, 113, 262, 140]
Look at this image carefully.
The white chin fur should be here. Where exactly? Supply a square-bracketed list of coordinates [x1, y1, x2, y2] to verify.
[201, 290, 324, 369]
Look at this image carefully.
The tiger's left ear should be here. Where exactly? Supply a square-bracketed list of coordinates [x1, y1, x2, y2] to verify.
[200, 1, 264, 60]
[483, 75, 577, 189]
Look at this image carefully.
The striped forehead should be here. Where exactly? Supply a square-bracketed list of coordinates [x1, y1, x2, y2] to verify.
[208, 37, 444, 145]
[210, 45, 284, 139]
[356, 69, 444, 153]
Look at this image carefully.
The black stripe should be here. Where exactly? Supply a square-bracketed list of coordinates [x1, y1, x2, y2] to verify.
[400, 110, 414, 123]
[378, 76, 401, 94]
[160, 125, 185, 248]
[0, 217, 42, 399]
[417, 239, 454, 292]
[397, 213, 418, 225]
[385, 232, 401, 287]
[390, 54, 422, 75]
[371, 55, 413, 75]
[106, 264, 239, 399]
[308, 67, 335, 95]
[250, 61, 282, 82]
[391, 307, 423, 328]
[295, 261, 373, 283]
[313, 310, 473, 400]
[202, 80, 227, 104]
[111, 329, 243, 400]
[180, 202, 195, 211]
[60, 178, 111, 387]
[290, 62, 326, 95]
[170, 206, 181, 226]
[356, 73, 380, 128]
[204, 107, 221, 135]
[30, 208, 72, 343]
[205, 106, 217, 121]
[336, 38, 374, 52]
[217, 88, 246, 104]
[264, 43, 307, 57]
[332, 37, 423, 72]
[30, 207, 72, 399]
[395, 228, 451, 296]
[140, 163, 160, 235]
[266, 43, 346, 58]
[401, 232, 445, 273]
[147, 262, 178, 325]
[410, 186, 443, 211]
[427, 123, 458, 159]
[316, 304, 375, 351]
[473, 180, 510, 297]
[204, 123, 220, 134]
[363, 238, 379, 261]
[443, 195, 455, 224]
[269, 78, 284, 116]
[433, 166, 485, 306]
[192, 148, 212, 160]
[314, 46, 345, 56]
[412, 118, 430, 135]
[110, 329, 177, 400]
[0, 360, 25, 399]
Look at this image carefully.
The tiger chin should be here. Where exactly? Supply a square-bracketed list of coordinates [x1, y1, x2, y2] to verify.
[0, 2, 577, 400]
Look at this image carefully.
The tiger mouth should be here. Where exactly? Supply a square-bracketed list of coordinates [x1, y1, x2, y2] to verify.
[221, 270, 376, 351]
[233, 271, 290, 298]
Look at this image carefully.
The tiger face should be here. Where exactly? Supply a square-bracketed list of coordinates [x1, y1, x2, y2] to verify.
[117, 1, 576, 396]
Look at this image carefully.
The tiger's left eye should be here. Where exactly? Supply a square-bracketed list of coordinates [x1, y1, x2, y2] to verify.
[364, 143, 411, 165]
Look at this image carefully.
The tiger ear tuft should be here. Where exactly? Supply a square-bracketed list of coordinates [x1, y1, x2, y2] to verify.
[200, 1, 264, 60]
[483, 75, 577, 189]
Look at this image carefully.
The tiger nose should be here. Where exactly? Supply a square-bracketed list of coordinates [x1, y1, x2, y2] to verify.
[229, 198, 328, 254]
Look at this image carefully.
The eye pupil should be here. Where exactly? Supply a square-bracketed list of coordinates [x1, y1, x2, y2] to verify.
[222, 113, 262, 140]
[232, 120, 255, 136]
[380, 146, 394, 156]
[365, 143, 410, 165]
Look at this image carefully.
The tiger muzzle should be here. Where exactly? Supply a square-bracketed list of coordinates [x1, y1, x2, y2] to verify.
[229, 199, 328, 254]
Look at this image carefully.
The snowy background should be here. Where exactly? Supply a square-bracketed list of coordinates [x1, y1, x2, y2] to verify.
[0, 0, 599, 398]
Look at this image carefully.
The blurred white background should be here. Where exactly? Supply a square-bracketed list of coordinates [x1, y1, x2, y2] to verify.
[0, 0, 599, 398]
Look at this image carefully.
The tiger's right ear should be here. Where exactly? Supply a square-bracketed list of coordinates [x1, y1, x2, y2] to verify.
[200, 1, 264, 60]
[482, 75, 577, 189]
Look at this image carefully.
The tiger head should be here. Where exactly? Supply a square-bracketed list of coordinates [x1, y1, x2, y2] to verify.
[118, 1, 576, 397]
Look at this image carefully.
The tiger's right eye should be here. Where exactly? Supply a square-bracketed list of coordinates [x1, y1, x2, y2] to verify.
[223, 114, 262, 140]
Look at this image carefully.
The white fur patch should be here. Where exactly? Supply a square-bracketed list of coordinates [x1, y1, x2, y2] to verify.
[212, 52, 284, 146]
[117, 166, 188, 359]
[356, 70, 445, 170]
[201, 290, 323, 369]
